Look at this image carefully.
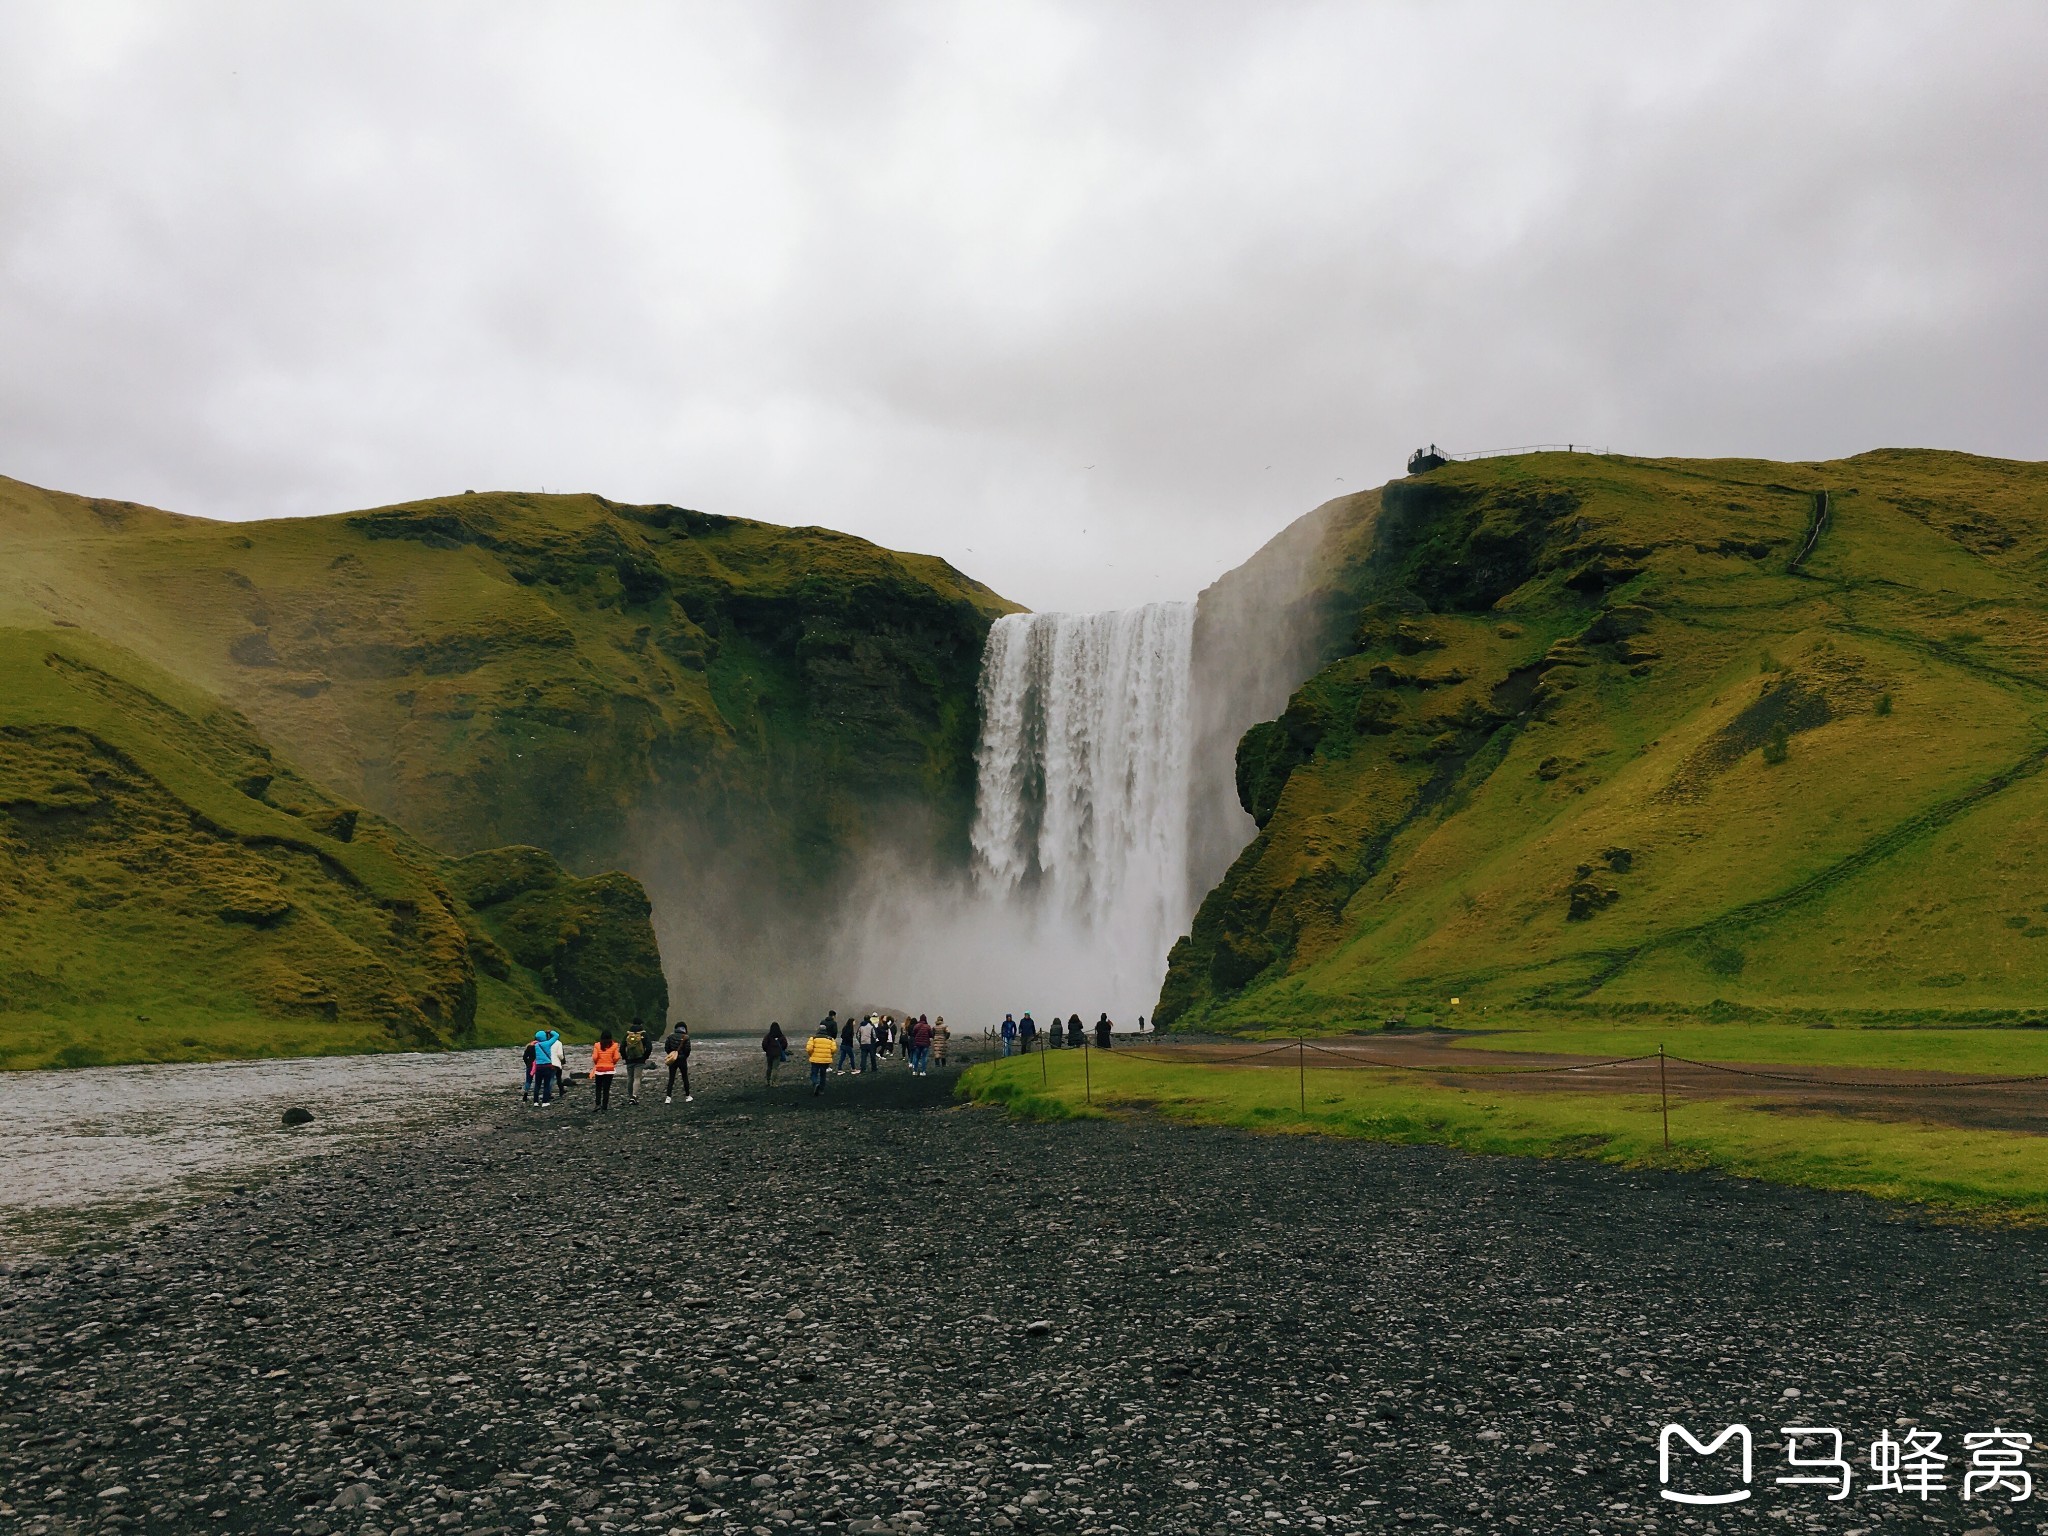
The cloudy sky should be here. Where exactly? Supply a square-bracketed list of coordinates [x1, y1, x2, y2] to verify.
[3, 2, 2044, 611]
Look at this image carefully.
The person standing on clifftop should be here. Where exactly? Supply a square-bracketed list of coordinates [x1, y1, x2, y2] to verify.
[1095, 1013, 1113, 1050]
[590, 1031, 621, 1111]
[664, 1020, 693, 1104]
[1019, 1012, 1038, 1053]
[1000, 1014, 1017, 1056]
[621, 1019, 653, 1105]
[1067, 1014, 1083, 1050]
[763, 1021, 788, 1085]
[806, 1022, 837, 1094]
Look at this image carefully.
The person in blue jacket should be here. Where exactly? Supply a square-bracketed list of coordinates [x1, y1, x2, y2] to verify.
[1019, 1012, 1038, 1053]
[530, 1029, 560, 1105]
[1000, 1014, 1017, 1056]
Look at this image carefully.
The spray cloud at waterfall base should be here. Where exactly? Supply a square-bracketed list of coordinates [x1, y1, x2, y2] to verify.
[832, 604, 1200, 1028]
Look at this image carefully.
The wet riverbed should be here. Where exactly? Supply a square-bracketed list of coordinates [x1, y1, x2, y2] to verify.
[0, 1048, 523, 1259]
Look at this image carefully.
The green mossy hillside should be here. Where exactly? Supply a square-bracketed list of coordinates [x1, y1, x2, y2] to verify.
[1161, 449, 2048, 1032]
[0, 626, 662, 1069]
[0, 479, 1016, 875]
[0, 477, 1018, 1017]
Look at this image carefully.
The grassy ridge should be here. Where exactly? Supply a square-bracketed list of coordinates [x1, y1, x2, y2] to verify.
[1162, 449, 2048, 1031]
[0, 474, 1018, 1020]
[962, 1050, 2048, 1218]
[0, 625, 662, 1069]
[0, 477, 1015, 873]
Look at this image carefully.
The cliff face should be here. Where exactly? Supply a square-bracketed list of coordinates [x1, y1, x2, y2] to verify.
[0, 477, 1019, 1022]
[0, 626, 660, 1069]
[1160, 449, 2048, 1031]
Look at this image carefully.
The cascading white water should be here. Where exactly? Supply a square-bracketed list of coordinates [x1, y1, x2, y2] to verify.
[969, 603, 1196, 1017]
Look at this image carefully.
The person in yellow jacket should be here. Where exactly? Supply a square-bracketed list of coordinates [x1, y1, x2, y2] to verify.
[804, 1023, 837, 1095]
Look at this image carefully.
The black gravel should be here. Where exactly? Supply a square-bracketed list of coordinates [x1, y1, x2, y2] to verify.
[3, 1044, 2045, 1535]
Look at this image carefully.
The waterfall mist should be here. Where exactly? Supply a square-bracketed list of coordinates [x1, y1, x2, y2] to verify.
[634, 493, 1364, 1035]
[825, 604, 1198, 1029]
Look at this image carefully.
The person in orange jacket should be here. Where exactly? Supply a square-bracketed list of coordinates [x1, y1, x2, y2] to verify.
[590, 1030, 622, 1111]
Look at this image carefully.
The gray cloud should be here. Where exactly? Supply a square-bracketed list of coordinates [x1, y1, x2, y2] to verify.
[3, 0, 2043, 610]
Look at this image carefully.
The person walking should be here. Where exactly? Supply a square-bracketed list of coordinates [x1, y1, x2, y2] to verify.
[909, 1014, 933, 1075]
[1019, 1012, 1038, 1053]
[1095, 1012, 1113, 1049]
[837, 1014, 858, 1075]
[664, 1019, 693, 1104]
[621, 1019, 653, 1104]
[858, 1014, 878, 1074]
[1067, 1014, 1083, 1050]
[805, 1022, 837, 1094]
[590, 1031, 622, 1111]
[1000, 1014, 1017, 1057]
[763, 1022, 788, 1085]
[521, 1035, 539, 1101]
[932, 1016, 951, 1067]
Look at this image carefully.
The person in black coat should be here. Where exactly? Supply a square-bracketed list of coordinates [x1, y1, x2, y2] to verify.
[1094, 1013, 1113, 1049]
[1067, 1014, 1083, 1049]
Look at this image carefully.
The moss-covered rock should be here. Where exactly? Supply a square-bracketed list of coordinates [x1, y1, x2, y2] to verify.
[448, 847, 668, 1030]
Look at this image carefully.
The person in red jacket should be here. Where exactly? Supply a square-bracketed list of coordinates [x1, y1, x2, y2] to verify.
[590, 1031, 622, 1111]
[908, 1015, 934, 1076]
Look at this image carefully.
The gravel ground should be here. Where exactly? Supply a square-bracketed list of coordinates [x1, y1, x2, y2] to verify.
[3, 1042, 2046, 1535]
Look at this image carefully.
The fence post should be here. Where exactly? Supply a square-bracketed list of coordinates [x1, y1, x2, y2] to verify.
[1298, 1037, 1306, 1114]
[1083, 1040, 1091, 1104]
[1659, 1043, 1670, 1152]
[1040, 1036, 1048, 1085]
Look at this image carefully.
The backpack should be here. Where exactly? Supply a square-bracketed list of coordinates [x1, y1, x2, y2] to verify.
[624, 1028, 648, 1061]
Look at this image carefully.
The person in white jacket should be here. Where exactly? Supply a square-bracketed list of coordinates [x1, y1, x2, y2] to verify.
[546, 1032, 566, 1105]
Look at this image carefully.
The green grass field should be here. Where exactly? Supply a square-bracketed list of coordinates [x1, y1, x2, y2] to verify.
[962, 1048, 2048, 1219]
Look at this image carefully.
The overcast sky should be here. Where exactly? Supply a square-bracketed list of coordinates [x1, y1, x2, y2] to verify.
[3, 3, 2044, 611]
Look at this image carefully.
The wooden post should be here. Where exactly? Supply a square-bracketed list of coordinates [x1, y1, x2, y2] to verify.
[1040, 1036, 1048, 1085]
[1298, 1037, 1306, 1114]
[1083, 1040, 1092, 1104]
[1659, 1043, 1670, 1152]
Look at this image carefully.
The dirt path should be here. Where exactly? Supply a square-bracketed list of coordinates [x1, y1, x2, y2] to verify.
[1130, 1033, 2048, 1134]
[2, 1045, 2043, 1533]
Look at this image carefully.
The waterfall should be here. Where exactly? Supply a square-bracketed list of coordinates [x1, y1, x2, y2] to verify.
[969, 603, 1197, 1017]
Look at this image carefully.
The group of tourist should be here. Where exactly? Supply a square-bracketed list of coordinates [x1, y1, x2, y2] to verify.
[524, 1003, 1131, 1107]
[797, 1011, 948, 1093]
[522, 1019, 694, 1109]
[997, 1011, 1126, 1055]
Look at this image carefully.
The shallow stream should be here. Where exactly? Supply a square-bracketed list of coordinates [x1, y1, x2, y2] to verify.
[0, 1048, 524, 1259]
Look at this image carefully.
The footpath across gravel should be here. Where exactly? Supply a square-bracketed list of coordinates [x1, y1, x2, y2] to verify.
[3, 1043, 2046, 1535]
